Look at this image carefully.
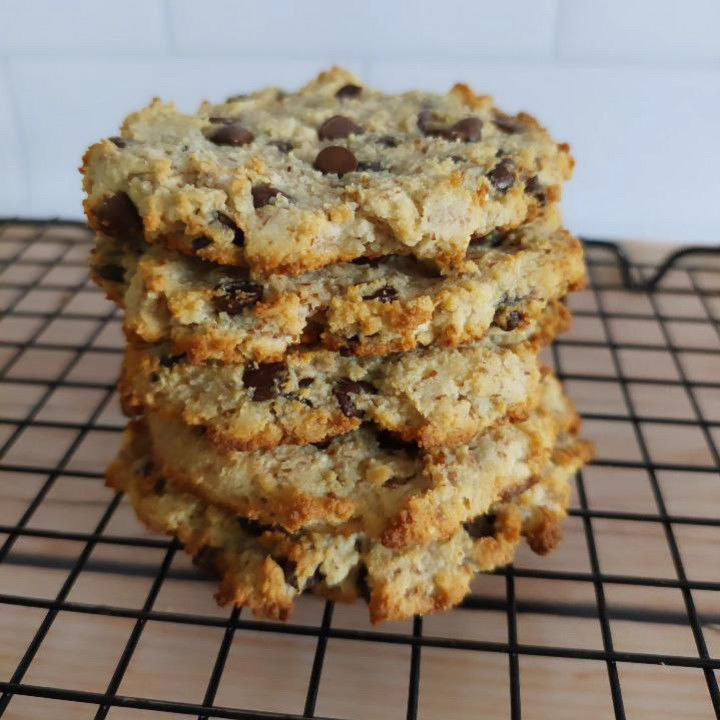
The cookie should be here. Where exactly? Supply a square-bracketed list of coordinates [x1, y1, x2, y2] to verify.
[90, 206, 582, 363]
[112, 373, 578, 549]
[82, 67, 573, 276]
[109, 419, 591, 622]
[120, 338, 542, 451]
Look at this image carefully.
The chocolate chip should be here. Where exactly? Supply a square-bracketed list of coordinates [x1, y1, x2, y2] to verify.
[450, 155, 464, 163]
[109, 136, 126, 148]
[252, 184, 282, 208]
[504, 311, 522, 330]
[154, 477, 167, 494]
[376, 430, 420, 457]
[356, 565, 371, 602]
[96, 192, 143, 239]
[159, 352, 187, 368]
[237, 516, 268, 537]
[208, 116, 235, 124]
[417, 110, 435, 132]
[268, 139, 293, 154]
[494, 307, 524, 331]
[487, 160, 515, 193]
[313, 146, 357, 176]
[214, 279, 263, 314]
[351, 256, 383, 267]
[304, 567, 326, 591]
[274, 556, 299, 590]
[318, 115, 364, 141]
[209, 122, 254, 146]
[378, 135, 399, 148]
[447, 117, 483, 142]
[524, 175, 542, 194]
[464, 514, 496, 539]
[193, 546, 222, 577]
[356, 160, 383, 172]
[123, 234, 147, 256]
[339, 336, 360, 356]
[298, 377, 314, 388]
[96, 264, 125, 283]
[336, 84, 363, 99]
[525, 175, 546, 203]
[141, 460, 154, 476]
[334, 378, 376, 418]
[493, 111, 525, 134]
[243, 362, 289, 401]
[216, 212, 245, 246]
[420, 114, 483, 142]
[362, 285, 397, 303]
[192, 236, 213, 251]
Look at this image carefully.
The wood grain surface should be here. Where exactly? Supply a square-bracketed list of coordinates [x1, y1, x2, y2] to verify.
[0, 227, 718, 719]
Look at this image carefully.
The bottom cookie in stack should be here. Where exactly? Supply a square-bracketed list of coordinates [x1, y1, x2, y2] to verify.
[108, 374, 591, 623]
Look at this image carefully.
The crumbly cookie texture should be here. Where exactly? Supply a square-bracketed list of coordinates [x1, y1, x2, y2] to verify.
[82, 67, 573, 276]
[109, 419, 590, 622]
[120, 338, 542, 451]
[113, 374, 578, 549]
[90, 206, 583, 363]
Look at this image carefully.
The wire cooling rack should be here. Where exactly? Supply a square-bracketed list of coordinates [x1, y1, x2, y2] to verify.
[0, 219, 718, 720]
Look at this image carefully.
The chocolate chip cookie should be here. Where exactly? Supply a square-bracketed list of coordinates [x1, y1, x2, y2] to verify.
[112, 373, 580, 549]
[82, 67, 573, 276]
[108, 401, 591, 622]
[90, 206, 583, 363]
[120, 337, 543, 451]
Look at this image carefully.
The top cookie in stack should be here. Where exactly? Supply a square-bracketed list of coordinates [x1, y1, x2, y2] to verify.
[84, 68, 589, 622]
[83, 66, 573, 275]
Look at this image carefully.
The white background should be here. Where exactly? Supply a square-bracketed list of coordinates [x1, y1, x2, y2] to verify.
[0, 0, 719, 245]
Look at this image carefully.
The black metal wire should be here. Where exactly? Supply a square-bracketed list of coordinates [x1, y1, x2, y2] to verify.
[551, 343, 626, 720]
[0, 219, 718, 719]
[504, 573, 521, 719]
[303, 601, 335, 718]
[93, 541, 180, 720]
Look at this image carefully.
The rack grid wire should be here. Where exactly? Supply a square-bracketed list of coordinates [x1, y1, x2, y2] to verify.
[0, 219, 718, 720]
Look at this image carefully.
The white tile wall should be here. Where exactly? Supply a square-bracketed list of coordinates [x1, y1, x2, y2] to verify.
[170, 0, 559, 59]
[0, 0, 170, 53]
[558, 0, 720, 63]
[0, 0, 718, 245]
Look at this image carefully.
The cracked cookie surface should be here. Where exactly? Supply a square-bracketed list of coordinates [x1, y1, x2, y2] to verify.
[91, 206, 582, 363]
[120, 338, 542, 451]
[114, 374, 578, 549]
[109, 412, 590, 622]
[82, 67, 573, 276]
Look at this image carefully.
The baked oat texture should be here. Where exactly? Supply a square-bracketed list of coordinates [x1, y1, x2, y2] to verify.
[82, 66, 573, 276]
[112, 373, 578, 549]
[90, 206, 583, 363]
[109, 412, 591, 622]
[120, 338, 543, 451]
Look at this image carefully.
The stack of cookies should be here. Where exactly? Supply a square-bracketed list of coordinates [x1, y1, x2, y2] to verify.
[83, 68, 591, 622]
